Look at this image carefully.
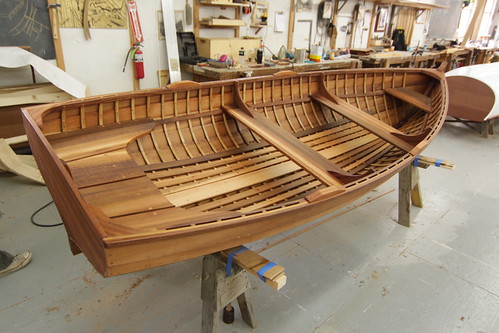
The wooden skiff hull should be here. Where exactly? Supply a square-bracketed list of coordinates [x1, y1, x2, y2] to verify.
[22, 69, 447, 276]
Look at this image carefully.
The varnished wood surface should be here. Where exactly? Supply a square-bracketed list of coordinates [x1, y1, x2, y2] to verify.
[22, 68, 448, 276]
[446, 63, 499, 122]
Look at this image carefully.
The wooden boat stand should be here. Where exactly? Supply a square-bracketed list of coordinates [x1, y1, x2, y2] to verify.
[201, 246, 286, 333]
[398, 155, 454, 227]
[446, 117, 496, 138]
[200, 155, 452, 332]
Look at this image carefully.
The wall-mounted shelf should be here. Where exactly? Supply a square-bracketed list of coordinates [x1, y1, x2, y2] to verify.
[201, 18, 245, 27]
[199, 1, 250, 7]
[250, 24, 268, 34]
[194, 1, 249, 38]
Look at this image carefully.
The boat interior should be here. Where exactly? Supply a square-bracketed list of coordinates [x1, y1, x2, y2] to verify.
[28, 69, 445, 235]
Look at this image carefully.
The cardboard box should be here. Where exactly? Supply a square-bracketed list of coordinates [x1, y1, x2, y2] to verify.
[196, 37, 261, 61]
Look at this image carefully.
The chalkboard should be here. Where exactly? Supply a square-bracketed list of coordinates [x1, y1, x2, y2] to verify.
[0, 0, 56, 59]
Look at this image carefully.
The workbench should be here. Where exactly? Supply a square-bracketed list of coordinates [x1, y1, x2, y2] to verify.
[440, 48, 473, 72]
[180, 58, 361, 82]
[472, 46, 499, 64]
[353, 51, 443, 68]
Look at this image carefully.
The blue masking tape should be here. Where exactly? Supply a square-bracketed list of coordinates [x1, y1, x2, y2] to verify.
[257, 262, 278, 282]
[226, 246, 249, 276]
[413, 156, 420, 167]
[435, 159, 443, 167]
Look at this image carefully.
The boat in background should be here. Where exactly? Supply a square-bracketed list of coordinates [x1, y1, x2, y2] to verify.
[446, 62, 499, 123]
[22, 68, 447, 277]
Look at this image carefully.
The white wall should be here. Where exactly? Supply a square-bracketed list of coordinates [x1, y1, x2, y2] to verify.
[8, 0, 437, 96]
[59, 0, 185, 96]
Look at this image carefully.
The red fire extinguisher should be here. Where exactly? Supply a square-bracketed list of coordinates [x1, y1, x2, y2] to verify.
[123, 44, 145, 79]
[132, 47, 144, 79]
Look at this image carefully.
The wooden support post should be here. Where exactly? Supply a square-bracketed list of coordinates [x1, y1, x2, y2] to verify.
[398, 155, 456, 226]
[47, 0, 66, 70]
[398, 164, 423, 227]
[398, 164, 413, 227]
[201, 254, 257, 333]
[480, 119, 495, 138]
[287, 0, 295, 50]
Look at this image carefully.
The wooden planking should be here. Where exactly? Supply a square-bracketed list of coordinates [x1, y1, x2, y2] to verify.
[385, 87, 432, 113]
[165, 159, 303, 206]
[49, 119, 156, 162]
[80, 176, 173, 217]
[110, 206, 241, 230]
[163, 132, 380, 208]
[0, 83, 72, 107]
[66, 150, 145, 188]
[196, 171, 315, 211]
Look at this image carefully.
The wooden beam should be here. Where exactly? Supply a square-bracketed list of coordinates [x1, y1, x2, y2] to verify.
[330, 0, 340, 49]
[385, 87, 432, 113]
[398, 164, 412, 227]
[220, 246, 286, 291]
[414, 155, 455, 170]
[47, 0, 66, 70]
[83, 0, 92, 40]
[367, 2, 378, 48]
[224, 105, 348, 189]
[310, 94, 415, 153]
[287, 0, 295, 50]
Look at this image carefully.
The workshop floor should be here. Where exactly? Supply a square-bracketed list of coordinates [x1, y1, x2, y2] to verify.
[1, 121, 498, 333]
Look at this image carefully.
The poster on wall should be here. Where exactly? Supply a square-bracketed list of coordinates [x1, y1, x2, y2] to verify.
[375, 6, 389, 32]
[297, 0, 313, 12]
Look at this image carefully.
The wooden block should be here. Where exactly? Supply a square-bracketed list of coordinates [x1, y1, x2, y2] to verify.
[221, 246, 286, 291]
[0, 138, 44, 184]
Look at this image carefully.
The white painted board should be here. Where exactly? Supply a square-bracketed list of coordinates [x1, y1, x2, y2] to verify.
[161, 0, 181, 83]
[0, 47, 86, 98]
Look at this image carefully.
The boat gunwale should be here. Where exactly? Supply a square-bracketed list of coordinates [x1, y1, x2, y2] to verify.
[26, 68, 445, 129]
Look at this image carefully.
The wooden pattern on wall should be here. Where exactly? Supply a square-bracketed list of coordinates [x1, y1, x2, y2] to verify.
[58, 0, 127, 29]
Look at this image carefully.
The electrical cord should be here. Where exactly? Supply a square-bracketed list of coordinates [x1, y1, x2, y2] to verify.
[264, 46, 277, 59]
[30, 201, 63, 227]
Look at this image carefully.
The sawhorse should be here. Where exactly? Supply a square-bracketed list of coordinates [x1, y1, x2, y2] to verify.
[201, 247, 286, 333]
[446, 117, 496, 138]
[398, 155, 454, 227]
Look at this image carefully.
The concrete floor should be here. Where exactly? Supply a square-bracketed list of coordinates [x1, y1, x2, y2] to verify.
[1, 121, 498, 333]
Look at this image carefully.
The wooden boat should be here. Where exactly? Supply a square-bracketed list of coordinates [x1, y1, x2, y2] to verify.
[446, 63, 499, 122]
[22, 68, 447, 277]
